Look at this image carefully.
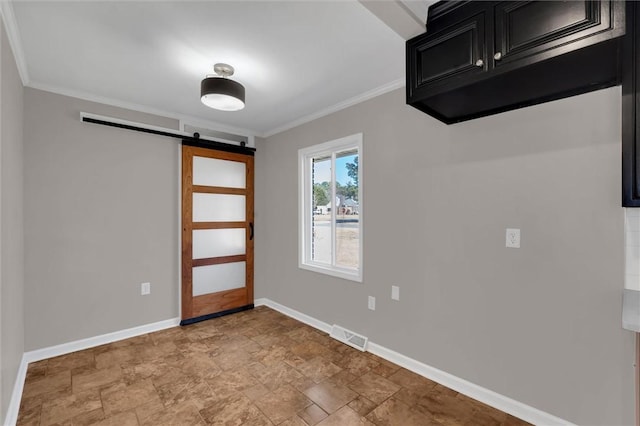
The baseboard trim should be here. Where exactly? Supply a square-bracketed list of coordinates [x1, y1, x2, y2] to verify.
[5, 317, 181, 425]
[256, 297, 573, 426]
[255, 298, 332, 334]
[4, 355, 28, 426]
[23, 317, 181, 364]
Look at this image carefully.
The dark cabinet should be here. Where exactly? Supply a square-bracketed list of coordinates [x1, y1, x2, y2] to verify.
[407, 1, 625, 124]
[622, 1, 640, 207]
[408, 12, 486, 93]
[494, 1, 616, 68]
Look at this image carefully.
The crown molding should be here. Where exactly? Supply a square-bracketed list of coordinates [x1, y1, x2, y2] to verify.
[263, 77, 405, 138]
[27, 80, 258, 138]
[0, 0, 30, 85]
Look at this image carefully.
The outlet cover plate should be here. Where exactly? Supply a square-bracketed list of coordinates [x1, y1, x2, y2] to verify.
[141, 282, 151, 295]
[506, 228, 520, 248]
[368, 296, 376, 310]
[391, 286, 400, 301]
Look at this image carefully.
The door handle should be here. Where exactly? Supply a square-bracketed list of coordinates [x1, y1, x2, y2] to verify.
[249, 222, 254, 240]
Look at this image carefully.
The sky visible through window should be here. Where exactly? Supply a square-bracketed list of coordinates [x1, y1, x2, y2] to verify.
[313, 153, 357, 185]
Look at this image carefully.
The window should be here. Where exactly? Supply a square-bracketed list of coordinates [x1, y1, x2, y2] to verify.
[299, 133, 362, 282]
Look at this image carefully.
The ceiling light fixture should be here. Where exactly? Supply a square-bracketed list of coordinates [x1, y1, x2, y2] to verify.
[201, 63, 245, 111]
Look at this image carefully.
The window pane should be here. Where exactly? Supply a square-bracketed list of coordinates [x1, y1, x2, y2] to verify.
[193, 193, 245, 222]
[192, 228, 245, 259]
[193, 156, 246, 188]
[335, 152, 359, 269]
[192, 262, 246, 296]
[312, 157, 331, 264]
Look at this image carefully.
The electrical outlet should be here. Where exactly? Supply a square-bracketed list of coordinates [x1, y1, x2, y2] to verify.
[141, 282, 151, 295]
[391, 285, 400, 301]
[368, 296, 376, 311]
[506, 228, 520, 248]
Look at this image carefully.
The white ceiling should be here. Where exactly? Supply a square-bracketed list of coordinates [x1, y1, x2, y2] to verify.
[7, 1, 425, 137]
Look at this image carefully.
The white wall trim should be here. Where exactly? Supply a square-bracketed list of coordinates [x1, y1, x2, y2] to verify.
[255, 298, 332, 334]
[4, 355, 27, 426]
[5, 317, 179, 425]
[0, 0, 30, 86]
[367, 342, 573, 426]
[263, 78, 405, 138]
[27, 81, 257, 138]
[255, 298, 573, 426]
[23, 317, 180, 363]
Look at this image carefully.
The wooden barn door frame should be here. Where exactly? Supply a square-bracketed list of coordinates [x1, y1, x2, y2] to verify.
[181, 142, 254, 325]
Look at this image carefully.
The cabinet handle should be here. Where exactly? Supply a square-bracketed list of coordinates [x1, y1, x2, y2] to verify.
[249, 222, 254, 240]
[475, 59, 484, 67]
[494, 52, 502, 60]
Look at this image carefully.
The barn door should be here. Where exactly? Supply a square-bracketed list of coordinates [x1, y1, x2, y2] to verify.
[181, 144, 254, 325]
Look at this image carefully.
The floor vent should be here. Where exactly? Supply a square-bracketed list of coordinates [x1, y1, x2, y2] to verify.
[330, 324, 368, 352]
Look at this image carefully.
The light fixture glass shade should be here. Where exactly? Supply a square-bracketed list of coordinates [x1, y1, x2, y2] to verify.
[201, 77, 245, 111]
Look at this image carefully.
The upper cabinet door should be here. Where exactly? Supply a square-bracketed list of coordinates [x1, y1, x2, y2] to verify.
[494, 1, 613, 68]
[407, 12, 486, 97]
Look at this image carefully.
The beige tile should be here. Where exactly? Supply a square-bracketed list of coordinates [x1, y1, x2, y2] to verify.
[253, 345, 290, 365]
[47, 350, 95, 375]
[40, 389, 102, 426]
[213, 347, 255, 370]
[369, 357, 401, 378]
[304, 380, 358, 414]
[136, 341, 179, 362]
[139, 400, 204, 426]
[25, 360, 48, 382]
[248, 360, 304, 390]
[243, 383, 270, 401]
[328, 369, 357, 386]
[149, 327, 187, 345]
[16, 403, 41, 426]
[89, 410, 138, 426]
[199, 392, 265, 426]
[366, 397, 439, 426]
[348, 395, 378, 417]
[121, 358, 171, 385]
[279, 415, 309, 426]
[317, 406, 374, 426]
[412, 386, 474, 425]
[289, 375, 317, 393]
[348, 372, 401, 404]
[290, 341, 332, 361]
[95, 347, 137, 369]
[150, 364, 190, 388]
[298, 403, 329, 425]
[23, 371, 71, 399]
[297, 357, 343, 383]
[100, 379, 161, 416]
[16, 307, 528, 426]
[72, 366, 123, 393]
[205, 368, 260, 400]
[388, 368, 437, 393]
[254, 384, 312, 424]
[57, 407, 106, 426]
[156, 377, 217, 410]
[134, 399, 165, 424]
[335, 353, 379, 376]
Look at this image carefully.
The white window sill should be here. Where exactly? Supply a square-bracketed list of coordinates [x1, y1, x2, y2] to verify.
[299, 262, 362, 283]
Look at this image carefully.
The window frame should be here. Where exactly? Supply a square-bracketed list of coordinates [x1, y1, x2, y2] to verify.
[298, 133, 363, 282]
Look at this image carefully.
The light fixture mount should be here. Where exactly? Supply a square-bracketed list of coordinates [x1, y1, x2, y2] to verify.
[201, 63, 245, 111]
[213, 63, 235, 78]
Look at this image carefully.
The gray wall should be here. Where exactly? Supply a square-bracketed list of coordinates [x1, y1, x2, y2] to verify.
[256, 87, 636, 424]
[1, 18, 24, 423]
[23, 88, 180, 350]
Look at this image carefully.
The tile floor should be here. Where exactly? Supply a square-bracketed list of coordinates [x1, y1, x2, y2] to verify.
[17, 306, 530, 425]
